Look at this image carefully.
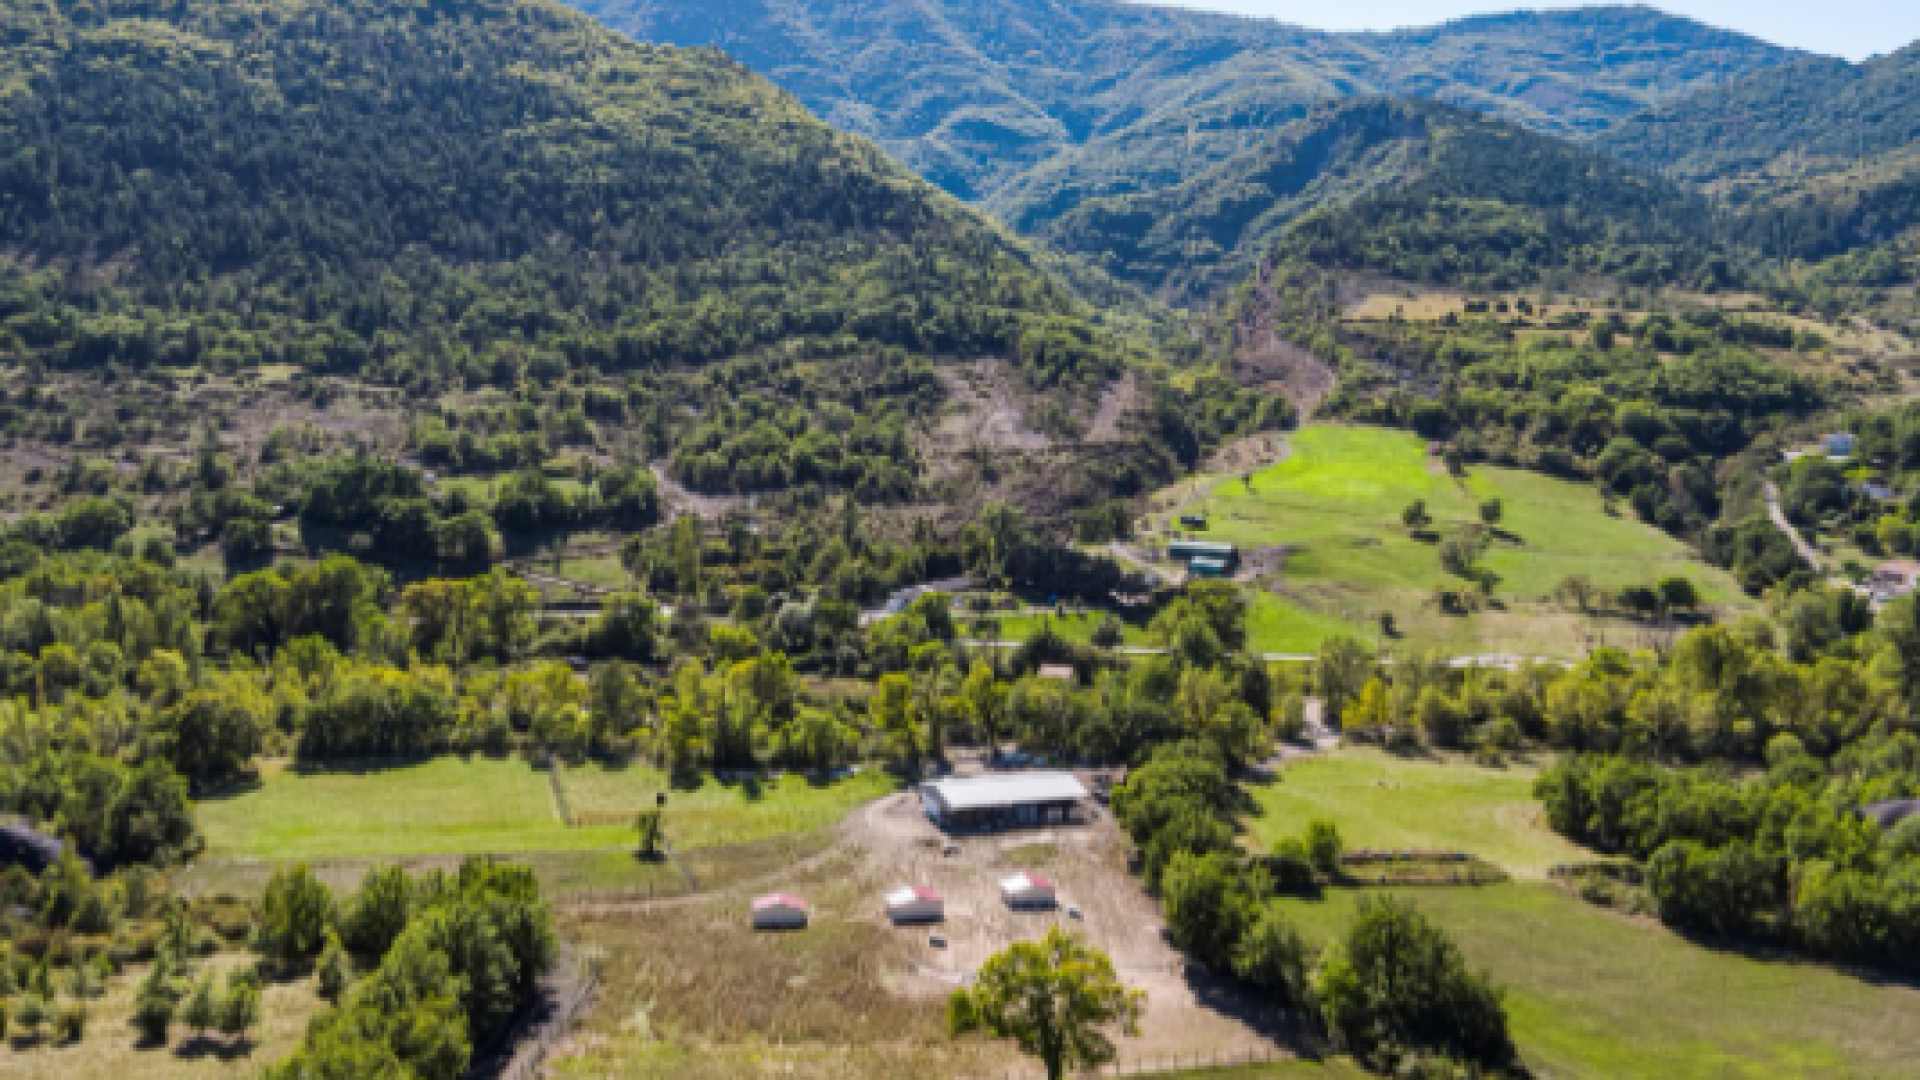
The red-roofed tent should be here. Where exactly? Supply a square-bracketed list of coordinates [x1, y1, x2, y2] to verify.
[752, 892, 810, 930]
[885, 885, 945, 924]
[999, 872, 1057, 909]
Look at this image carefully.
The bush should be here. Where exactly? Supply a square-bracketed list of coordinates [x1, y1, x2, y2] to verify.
[56, 999, 87, 1042]
[1319, 896, 1515, 1069]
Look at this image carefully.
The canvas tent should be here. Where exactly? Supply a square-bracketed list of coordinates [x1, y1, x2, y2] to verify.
[751, 892, 810, 930]
[885, 886, 944, 924]
[1000, 872, 1056, 909]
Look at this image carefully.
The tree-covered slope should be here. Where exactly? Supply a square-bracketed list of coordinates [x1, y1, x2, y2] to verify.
[1039, 99, 1733, 300]
[0, 0, 1142, 389]
[1598, 43, 1920, 259]
[572, 0, 1793, 224]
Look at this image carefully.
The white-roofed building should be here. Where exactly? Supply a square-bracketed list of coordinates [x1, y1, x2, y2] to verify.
[1000, 872, 1057, 909]
[918, 771, 1090, 831]
[885, 886, 945, 924]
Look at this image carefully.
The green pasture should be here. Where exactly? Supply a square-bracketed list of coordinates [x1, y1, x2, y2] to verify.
[1242, 747, 1590, 878]
[1168, 426, 1751, 655]
[196, 756, 891, 860]
[1275, 885, 1920, 1078]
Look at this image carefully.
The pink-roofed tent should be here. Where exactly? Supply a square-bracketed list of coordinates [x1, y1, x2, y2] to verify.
[885, 885, 945, 924]
[999, 872, 1056, 909]
[752, 892, 810, 930]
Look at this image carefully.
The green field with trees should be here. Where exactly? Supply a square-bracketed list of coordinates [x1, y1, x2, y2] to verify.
[1160, 425, 1751, 654]
[1274, 885, 1920, 1078]
[197, 757, 891, 860]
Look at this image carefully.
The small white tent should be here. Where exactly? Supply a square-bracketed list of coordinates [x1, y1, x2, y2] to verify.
[885, 886, 945, 924]
[999, 872, 1056, 909]
[752, 892, 810, 930]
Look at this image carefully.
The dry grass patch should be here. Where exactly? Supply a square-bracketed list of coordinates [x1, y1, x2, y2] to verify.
[4, 951, 326, 1080]
[556, 852, 1018, 1078]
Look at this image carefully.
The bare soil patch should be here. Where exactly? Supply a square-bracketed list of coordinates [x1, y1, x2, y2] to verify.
[843, 792, 1289, 1059]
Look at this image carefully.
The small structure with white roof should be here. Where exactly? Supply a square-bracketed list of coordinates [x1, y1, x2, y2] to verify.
[885, 885, 945, 924]
[751, 892, 810, 930]
[1869, 559, 1920, 603]
[919, 771, 1090, 831]
[1000, 872, 1057, 909]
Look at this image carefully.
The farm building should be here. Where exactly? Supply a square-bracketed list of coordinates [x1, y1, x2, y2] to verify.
[0, 820, 63, 872]
[1036, 664, 1075, 683]
[918, 771, 1090, 830]
[1000, 872, 1057, 909]
[885, 886, 945, 924]
[1870, 559, 1920, 602]
[751, 892, 810, 930]
[1167, 539, 1237, 576]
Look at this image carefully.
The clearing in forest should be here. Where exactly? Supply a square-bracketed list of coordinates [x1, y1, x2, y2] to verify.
[1155, 425, 1751, 654]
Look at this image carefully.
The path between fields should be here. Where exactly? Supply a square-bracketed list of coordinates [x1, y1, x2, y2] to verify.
[954, 640, 1559, 669]
[1764, 481, 1826, 573]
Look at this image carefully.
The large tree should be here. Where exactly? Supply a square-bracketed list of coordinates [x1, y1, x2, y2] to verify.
[948, 928, 1145, 1080]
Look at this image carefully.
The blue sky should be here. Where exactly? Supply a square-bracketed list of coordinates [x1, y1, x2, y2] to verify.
[1145, 1, 1916, 60]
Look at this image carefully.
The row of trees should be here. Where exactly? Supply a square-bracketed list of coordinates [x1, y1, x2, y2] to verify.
[263, 859, 555, 1078]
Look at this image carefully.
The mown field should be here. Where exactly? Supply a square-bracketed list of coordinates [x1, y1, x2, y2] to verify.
[1275, 886, 1920, 1078]
[1155, 425, 1752, 655]
[194, 757, 891, 862]
[1243, 747, 1588, 879]
[1246, 746, 1920, 1077]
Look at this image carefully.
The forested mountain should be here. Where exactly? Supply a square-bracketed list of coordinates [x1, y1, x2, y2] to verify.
[1599, 43, 1920, 259]
[0, 0, 1146, 393]
[571, 0, 1793, 228]
[1037, 98, 1733, 300]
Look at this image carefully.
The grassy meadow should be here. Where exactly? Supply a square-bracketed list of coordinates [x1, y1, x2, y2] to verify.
[1275, 885, 1920, 1078]
[1243, 747, 1588, 879]
[1244, 746, 1920, 1076]
[195, 757, 892, 861]
[1158, 425, 1751, 655]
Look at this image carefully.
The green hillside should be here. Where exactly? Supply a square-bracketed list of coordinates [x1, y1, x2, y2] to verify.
[1598, 44, 1920, 261]
[571, 0, 1793, 221]
[0, 0, 1142, 392]
[1038, 98, 1735, 300]
[1160, 425, 1752, 654]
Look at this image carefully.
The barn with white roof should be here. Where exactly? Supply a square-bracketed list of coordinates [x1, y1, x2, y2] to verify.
[917, 771, 1089, 831]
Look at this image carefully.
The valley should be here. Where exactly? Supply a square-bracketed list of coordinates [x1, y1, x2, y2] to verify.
[1, 0, 1919, 1078]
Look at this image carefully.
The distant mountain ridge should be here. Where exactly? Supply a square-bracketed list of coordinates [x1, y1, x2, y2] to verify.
[1038, 97, 1732, 300]
[1598, 43, 1920, 257]
[569, 0, 1796, 229]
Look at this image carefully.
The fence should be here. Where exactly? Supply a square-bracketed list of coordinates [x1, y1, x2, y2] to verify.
[486, 952, 601, 1080]
[969, 1046, 1303, 1077]
[545, 762, 575, 827]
